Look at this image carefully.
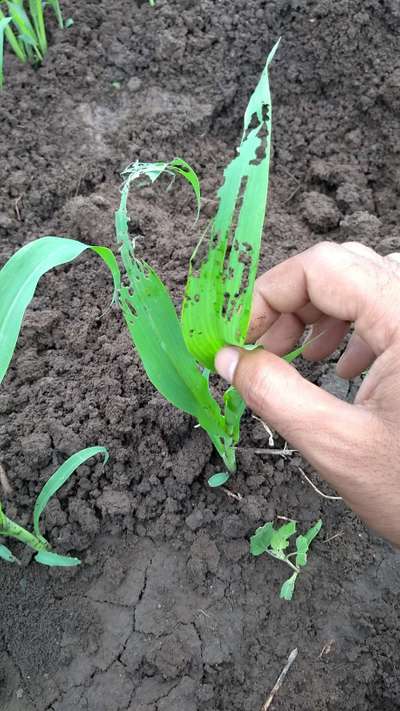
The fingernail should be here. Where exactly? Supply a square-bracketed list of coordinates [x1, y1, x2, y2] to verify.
[215, 347, 240, 383]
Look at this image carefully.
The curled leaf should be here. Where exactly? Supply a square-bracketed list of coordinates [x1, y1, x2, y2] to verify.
[33, 447, 108, 544]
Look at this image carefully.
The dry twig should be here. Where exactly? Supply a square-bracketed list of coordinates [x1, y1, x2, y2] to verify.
[221, 487, 243, 502]
[14, 195, 23, 221]
[239, 444, 297, 458]
[253, 415, 275, 447]
[261, 648, 298, 710]
[0, 463, 12, 495]
[322, 531, 344, 544]
[297, 466, 342, 501]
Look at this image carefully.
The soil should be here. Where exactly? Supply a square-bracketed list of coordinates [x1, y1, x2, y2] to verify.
[1, 1, 400, 709]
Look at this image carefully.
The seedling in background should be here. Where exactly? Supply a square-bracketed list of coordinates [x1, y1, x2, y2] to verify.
[0, 447, 108, 566]
[0, 0, 64, 86]
[250, 519, 323, 600]
[0, 41, 309, 532]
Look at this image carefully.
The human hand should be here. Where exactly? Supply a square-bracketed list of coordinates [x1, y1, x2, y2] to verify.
[215, 241, 400, 546]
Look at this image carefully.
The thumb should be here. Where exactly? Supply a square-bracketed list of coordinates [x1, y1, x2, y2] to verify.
[215, 346, 372, 486]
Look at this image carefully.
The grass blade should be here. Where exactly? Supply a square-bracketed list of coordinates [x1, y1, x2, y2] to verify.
[46, 0, 63, 28]
[33, 447, 108, 543]
[28, 0, 46, 54]
[0, 15, 11, 86]
[0, 236, 120, 386]
[6, 1, 41, 60]
[181, 40, 280, 370]
[168, 158, 201, 220]
[0, 8, 26, 63]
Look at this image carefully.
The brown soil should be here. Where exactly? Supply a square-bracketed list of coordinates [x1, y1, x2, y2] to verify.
[1, 1, 400, 710]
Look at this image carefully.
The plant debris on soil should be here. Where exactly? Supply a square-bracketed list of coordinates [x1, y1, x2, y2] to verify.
[1, 1, 400, 710]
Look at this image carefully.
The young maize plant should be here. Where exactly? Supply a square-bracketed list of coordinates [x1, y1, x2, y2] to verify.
[250, 519, 323, 600]
[0, 0, 64, 86]
[0, 42, 309, 565]
[0, 448, 108, 566]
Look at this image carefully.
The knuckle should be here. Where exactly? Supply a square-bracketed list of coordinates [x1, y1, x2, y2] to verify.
[311, 240, 337, 262]
[343, 240, 361, 250]
[385, 253, 400, 274]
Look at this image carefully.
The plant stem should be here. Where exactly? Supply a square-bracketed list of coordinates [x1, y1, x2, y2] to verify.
[210, 433, 236, 474]
[267, 550, 300, 574]
[0, 504, 48, 553]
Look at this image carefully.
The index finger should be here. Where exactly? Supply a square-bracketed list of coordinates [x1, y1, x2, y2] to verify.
[249, 241, 400, 356]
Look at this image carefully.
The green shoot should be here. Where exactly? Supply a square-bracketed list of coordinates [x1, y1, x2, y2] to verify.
[0, 15, 11, 85]
[113, 45, 280, 478]
[250, 520, 323, 600]
[0, 0, 64, 84]
[0, 44, 314, 511]
[0, 447, 108, 566]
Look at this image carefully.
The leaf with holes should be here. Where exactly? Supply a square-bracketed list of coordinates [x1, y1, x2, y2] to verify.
[180, 40, 280, 370]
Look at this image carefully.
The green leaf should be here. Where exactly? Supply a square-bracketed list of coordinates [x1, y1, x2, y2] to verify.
[294, 536, 308, 568]
[168, 158, 201, 220]
[295, 519, 322, 568]
[270, 521, 297, 552]
[115, 165, 225, 438]
[90, 245, 121, 302]
[283, 342, 310, 364]
[208, 472, 230, 488]
[305, 519, 323, 545]
[0, 16, 11, 86]
[223, 386, 246, 444]
[35, 550, 81, 567]
[118, 158, 201, 219]
[33, 447, 108, 544]
[6, 1, 40, 58]
[280, 572, 298, 601]
[0, 236, 120, 387]
[0, 8, 26, 64]
[250, 521, 274, 556]
[28, 0, 47, 55]
[46, 0, 64, 28]
[118, 262, 225, 437]
[0, 542, 19, 563]
[283, 332, 323, 364]
[181, 40, 280, 370]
